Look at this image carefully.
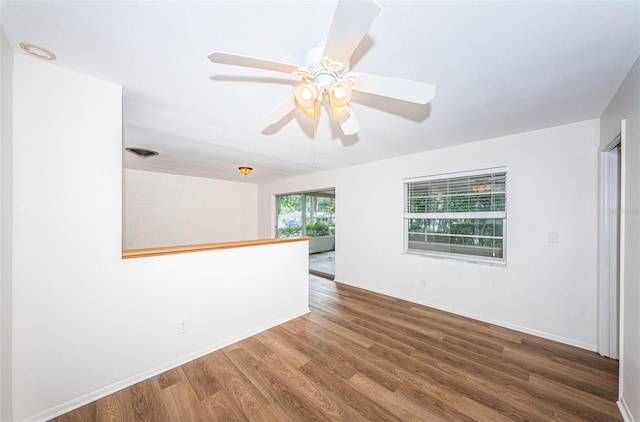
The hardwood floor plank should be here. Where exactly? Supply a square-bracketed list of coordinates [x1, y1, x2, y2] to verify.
[551, 353, 618, 381]
[127, 378, 167, 421]
[255, 329, 312, 368]
[529, 374, 622, 419]
[459, 396, 520, 422]
[392, 305, 518, 352]
[410, 347, 617, 421]
[156, 367, 182, 390]
[349, 373, 450, 422]
[367, 342, 539, 421]
[181, 356, 222, 401]
[304, 319, 405, 392]
[410, 335, 531, 383]
[306, 310, 374, 349]
[393, 365, 519, 422]
[95, 388, 132, 421]
[269, 325, 358, 380]
[202, 352, 275, 419]
[312, 300, 417, 355]
[51, 275, 621, 422]
[279, 315, 311, 335]
[223, 346, 327, 422]
[247, 342, 370, 422]
[503, 345, 619, 401]
[487, 323, 525, 344]
[298, 361, 405, 422]
[204, 390, 251, 422]
[394, 382, 482, 422]
[159, 372, 214, 421]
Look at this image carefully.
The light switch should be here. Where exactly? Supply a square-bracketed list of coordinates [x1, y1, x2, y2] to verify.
[548, 231, 559, 243]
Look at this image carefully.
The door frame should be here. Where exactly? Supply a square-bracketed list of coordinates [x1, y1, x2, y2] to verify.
[598, 123, 625, 359]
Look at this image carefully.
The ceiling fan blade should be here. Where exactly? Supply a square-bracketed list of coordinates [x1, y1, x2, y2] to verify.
[262, 95, 296, 126]
[322, 0, 381, 66]
[209, 51, 300, 75]
[338, 111, 360, 136]
[353, 72, 436, 105]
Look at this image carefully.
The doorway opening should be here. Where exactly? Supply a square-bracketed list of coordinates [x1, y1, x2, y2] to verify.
[599, 136, 621, 359]
[276, 189, 335, 279]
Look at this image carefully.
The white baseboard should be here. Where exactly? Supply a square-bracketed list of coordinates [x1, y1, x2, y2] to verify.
[337, 278, 597, 352]
[21, 308, 310, 422]
[618, 397, 636, 422]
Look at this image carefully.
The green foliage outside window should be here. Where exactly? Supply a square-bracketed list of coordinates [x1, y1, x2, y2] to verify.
[277, 226, 302, 238]
[306, 221, 332, 237]
[276, 193, 335, 238]
[405, 171, 506, 260]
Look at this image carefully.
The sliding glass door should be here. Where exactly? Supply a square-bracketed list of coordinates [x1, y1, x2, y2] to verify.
[276, 189, 335, 277]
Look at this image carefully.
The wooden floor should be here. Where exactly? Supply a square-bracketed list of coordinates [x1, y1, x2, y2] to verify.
[52, 275, 621, 421]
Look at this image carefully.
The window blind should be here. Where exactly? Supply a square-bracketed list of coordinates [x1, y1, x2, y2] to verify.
[404, 168, 507, 264]
[404, 170, 506, 216]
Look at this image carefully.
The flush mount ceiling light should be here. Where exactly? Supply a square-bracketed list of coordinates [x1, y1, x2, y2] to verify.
[208, 0, 436, 137]
[125, 147, 159, 158]
[238, 166, 253, 176]
[19, 42, 56, 61]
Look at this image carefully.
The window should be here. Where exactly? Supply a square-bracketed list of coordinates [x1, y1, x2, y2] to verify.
[404, 168, 506, 264]
[276, 191, 335, 238]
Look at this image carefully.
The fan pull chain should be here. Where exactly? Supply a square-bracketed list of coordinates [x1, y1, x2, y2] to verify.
[312, 120, 318, 167]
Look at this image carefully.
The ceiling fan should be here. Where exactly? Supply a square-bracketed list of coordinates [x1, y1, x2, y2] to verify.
[208, 0, 436, 136]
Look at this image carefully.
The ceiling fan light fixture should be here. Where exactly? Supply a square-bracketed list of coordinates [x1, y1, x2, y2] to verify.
[300, 100, 322, 120]
[294, 83, 320, 109]
[208, 0, 435, 136]
[295, 83, 321, 119]
[329, 103, 351, 120]
[328, 81, 352, 107]
[327, 81, 352, 119]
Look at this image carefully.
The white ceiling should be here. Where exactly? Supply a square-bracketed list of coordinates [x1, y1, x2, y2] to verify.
[2, 1, 639, 183]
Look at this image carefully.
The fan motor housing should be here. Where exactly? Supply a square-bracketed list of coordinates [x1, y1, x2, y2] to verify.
[303, 43, 350, 72]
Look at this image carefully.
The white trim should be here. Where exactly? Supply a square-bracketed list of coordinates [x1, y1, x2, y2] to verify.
[618, 397, 635, 422]
[598, 135, 621, 358]
[337, 279, 596, 351]
[23, 308, 310, 422]
[404, 248, 507, 267]
[608, 144, 621, 357]
[618, 120, 627, 402]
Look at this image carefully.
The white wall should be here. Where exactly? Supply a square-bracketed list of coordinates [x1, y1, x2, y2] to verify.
[0, 25, 14, 422]
[12, 55, 309, 421]
[123, 169, 258, 250]
[600, 55, 640, 422]
[259, 119, 600, 350]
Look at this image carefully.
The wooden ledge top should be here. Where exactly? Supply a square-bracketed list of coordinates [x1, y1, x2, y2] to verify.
[122, 237, 312, 259]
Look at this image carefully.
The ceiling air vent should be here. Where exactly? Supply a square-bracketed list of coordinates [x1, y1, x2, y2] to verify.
[125, 147, 159, 158]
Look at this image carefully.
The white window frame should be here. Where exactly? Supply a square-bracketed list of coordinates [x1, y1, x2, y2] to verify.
[404, 167, 507, 266]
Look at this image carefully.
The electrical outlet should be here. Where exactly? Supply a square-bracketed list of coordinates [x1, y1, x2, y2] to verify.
[548, 231, 559, 243]
[177, 318, 188, 334]
[421, 279, 427, 288]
